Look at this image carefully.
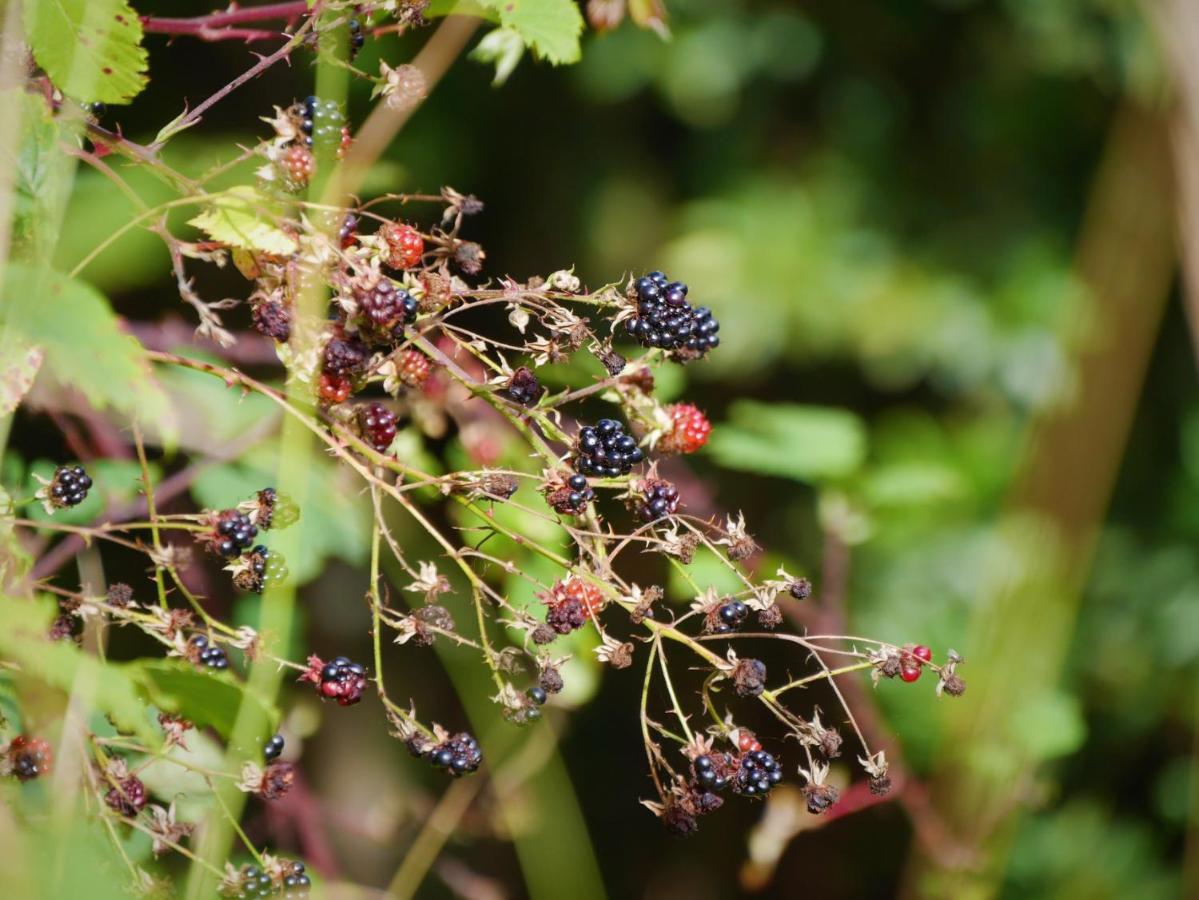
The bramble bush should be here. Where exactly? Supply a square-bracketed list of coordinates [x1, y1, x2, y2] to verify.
[0, 2, 966, 896]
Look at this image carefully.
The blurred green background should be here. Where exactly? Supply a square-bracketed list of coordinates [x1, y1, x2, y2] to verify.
[16, 0, 1199, 896]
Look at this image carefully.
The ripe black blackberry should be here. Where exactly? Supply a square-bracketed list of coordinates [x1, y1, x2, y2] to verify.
[546, 473, 594, 515]
[358, 402, 398, 453]
[323, 335, 369, 376]
[234, 545, 289, 594]
[317, 656, 367, 705]
[734, 749, 783, 797]
[625, 271, 719, 356]
[573, 419, 644, 477]
[264, 733, 285, 762]
[501, 366, 544, 407]
[692, 754, 731, 792]
[528, 686, 547, 705]
[191, 634, 230, 670]
[426, 732, 483, 776]
[545, 596, 589, 635]
[281, 861, 311, 897]
[636, 478, 680, 522]
[252, 299, 291, 342]
[712, 600, 748, 634]
[231, 864, 275, 898]
[213, 510, 258, 558]
[300, 95, 345, 153]
[49, 464, 92, 508]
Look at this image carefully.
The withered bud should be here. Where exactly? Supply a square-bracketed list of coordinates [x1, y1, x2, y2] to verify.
[539, 666, 564, 694]
[941, 674, 966, 697]
[789, 578, 813, 600]
[624, 366, 655, 395]
[257, 761, 296, 800]
[453, 240, 485, 275]
[733, 658, 767, 698]
[608, 642, 635, 670]
[595, 347, 626, 376]
[868, 774, 892, 797]
[819, 728, 843, 759]
[756, 605, 783, 629]
[531, 624, 557, 646]
[878, 655, 902, 679]
[662, 803, 699, 836]
[803, 782, 839, 815]
[106, 583, 134, 607]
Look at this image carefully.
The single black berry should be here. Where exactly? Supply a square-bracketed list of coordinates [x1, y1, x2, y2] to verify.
[264, 733, 285, 762]
[572, 418, 644, 478]
[528, 686, 547, 705]
[502, 366, 545, 407]
[49, 464, 92, 508]
[625, 271, 719, 356]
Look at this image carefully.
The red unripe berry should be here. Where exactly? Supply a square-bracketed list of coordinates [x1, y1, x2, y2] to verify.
[662, 403, 711, 454]
[737, 732, 762, 753]
[900, 665, 922, 683]
[380, 222, 424, 270]
[318, 372, 352, 404]
[280, 144, 315, 191]
[911, 645, 933, 664]
[396, 349, 431, 388]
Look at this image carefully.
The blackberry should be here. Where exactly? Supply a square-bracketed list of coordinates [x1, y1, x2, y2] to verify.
[692, 754, 731, 792]
[322, 336, 369, 376]
[105, 775, 148, 816]
[546, 472, 594, 515]
[789, 578, 813, 600]
[734, 749, 783, 798]
[191, 634, 230, 670]
[358, 401, 398, 453]
[426, 732, 482, 776]
[235, 545, 290, 594]
[625, 271, 719, 356]
[546, 598, 588, 634]
[281, 861, 311, 897]
[572, 419, 644, 478]
[528, 686, 547, 705]
[8, 736, 52, 781]
[358, 277, 416, 337]
[636, 478, 679, 522]
[230, 864, 275, 898]
[712, 600, 748, 634]
[264, 733, 285, 762]
[300, 95, 345, 153]
[317, 656, 367, 706]
[49, 464, 92, 508]
[254, 488, 300, 531]
[543, 577, 604, 635]
[213, 510, 258, 558]
[252, 300, 291, 342]
[502, 366, 544, 407]
[349, 17, 365, 57]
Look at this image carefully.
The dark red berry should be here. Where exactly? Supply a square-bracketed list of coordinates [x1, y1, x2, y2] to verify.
[252, 299, 291, 342]
[8, 736, 52, 781]
[542, 578, 604, 634]
[318, 372, 352, 404]
[105, 775, 148, 816]
[323, 336, 369, 376]
[358, 402, 398, 453]
[396, 348, 430, 387]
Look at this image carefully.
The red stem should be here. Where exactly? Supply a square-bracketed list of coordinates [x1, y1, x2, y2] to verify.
[141, 1, 308, 42]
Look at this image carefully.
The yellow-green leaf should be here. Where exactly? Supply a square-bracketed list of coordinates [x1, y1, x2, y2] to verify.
[477, 0, 583, 64]
[188, 187, 299, 256]
[25, 0, 148, 104]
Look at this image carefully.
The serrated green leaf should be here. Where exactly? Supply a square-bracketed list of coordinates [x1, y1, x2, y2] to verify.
[478, 0, 583, 64]
[0, 263, 173, 435]
[707, 401, 868, 483]
[134, 660, 276, 740]
[25, 0, 148, 104]
[188, 186, 299, 255]
[0, 595, 158, 744]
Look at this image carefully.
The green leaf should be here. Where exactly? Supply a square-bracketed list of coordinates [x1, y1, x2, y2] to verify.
[707, 401, 868, 483]
[0, 344, 43, 417]
[0, 595, 158, 744]
[25, 0, 148, 104]
[134, 660, 276, 740]
[478, 0, 584, 64]
[0, 264, 173, 434]
[470, 27, 527, 86]
[188, 187, 299, 255]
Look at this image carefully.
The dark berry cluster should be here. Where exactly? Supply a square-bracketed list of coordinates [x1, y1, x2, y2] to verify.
[543, 578, 604, 636]
[299, 95, 345, 153]
[264, 734, 285, 762]
[358, 278, 417, 337]
[502, 366, 544, 407]
[49, 464, 92, 508]
[734, 748, 783, 797]
[625, 271, 719, 355]
[229, 864, 274, 898]
[8, 736, 52, 781]
[236, 545, 289, 594]
[191, 634, 230, 670]
[213, 510, 258, 558]
[323, 335, 369, 377]
[711, 600, 748, 634]
[573, 419, 644, 477]
[358, 402, 398, 453]
[426, 732, 483, 776]
[546, 473, 594, 515]
[693, 754, 731, 792]
[281, 861, 311, 897]
[349, 17, 364, 56]
[317, 657, 367, 706]
[252, 300, 291, 342]
[636, 478, 680, 522]
[104, 775, 148, 816]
